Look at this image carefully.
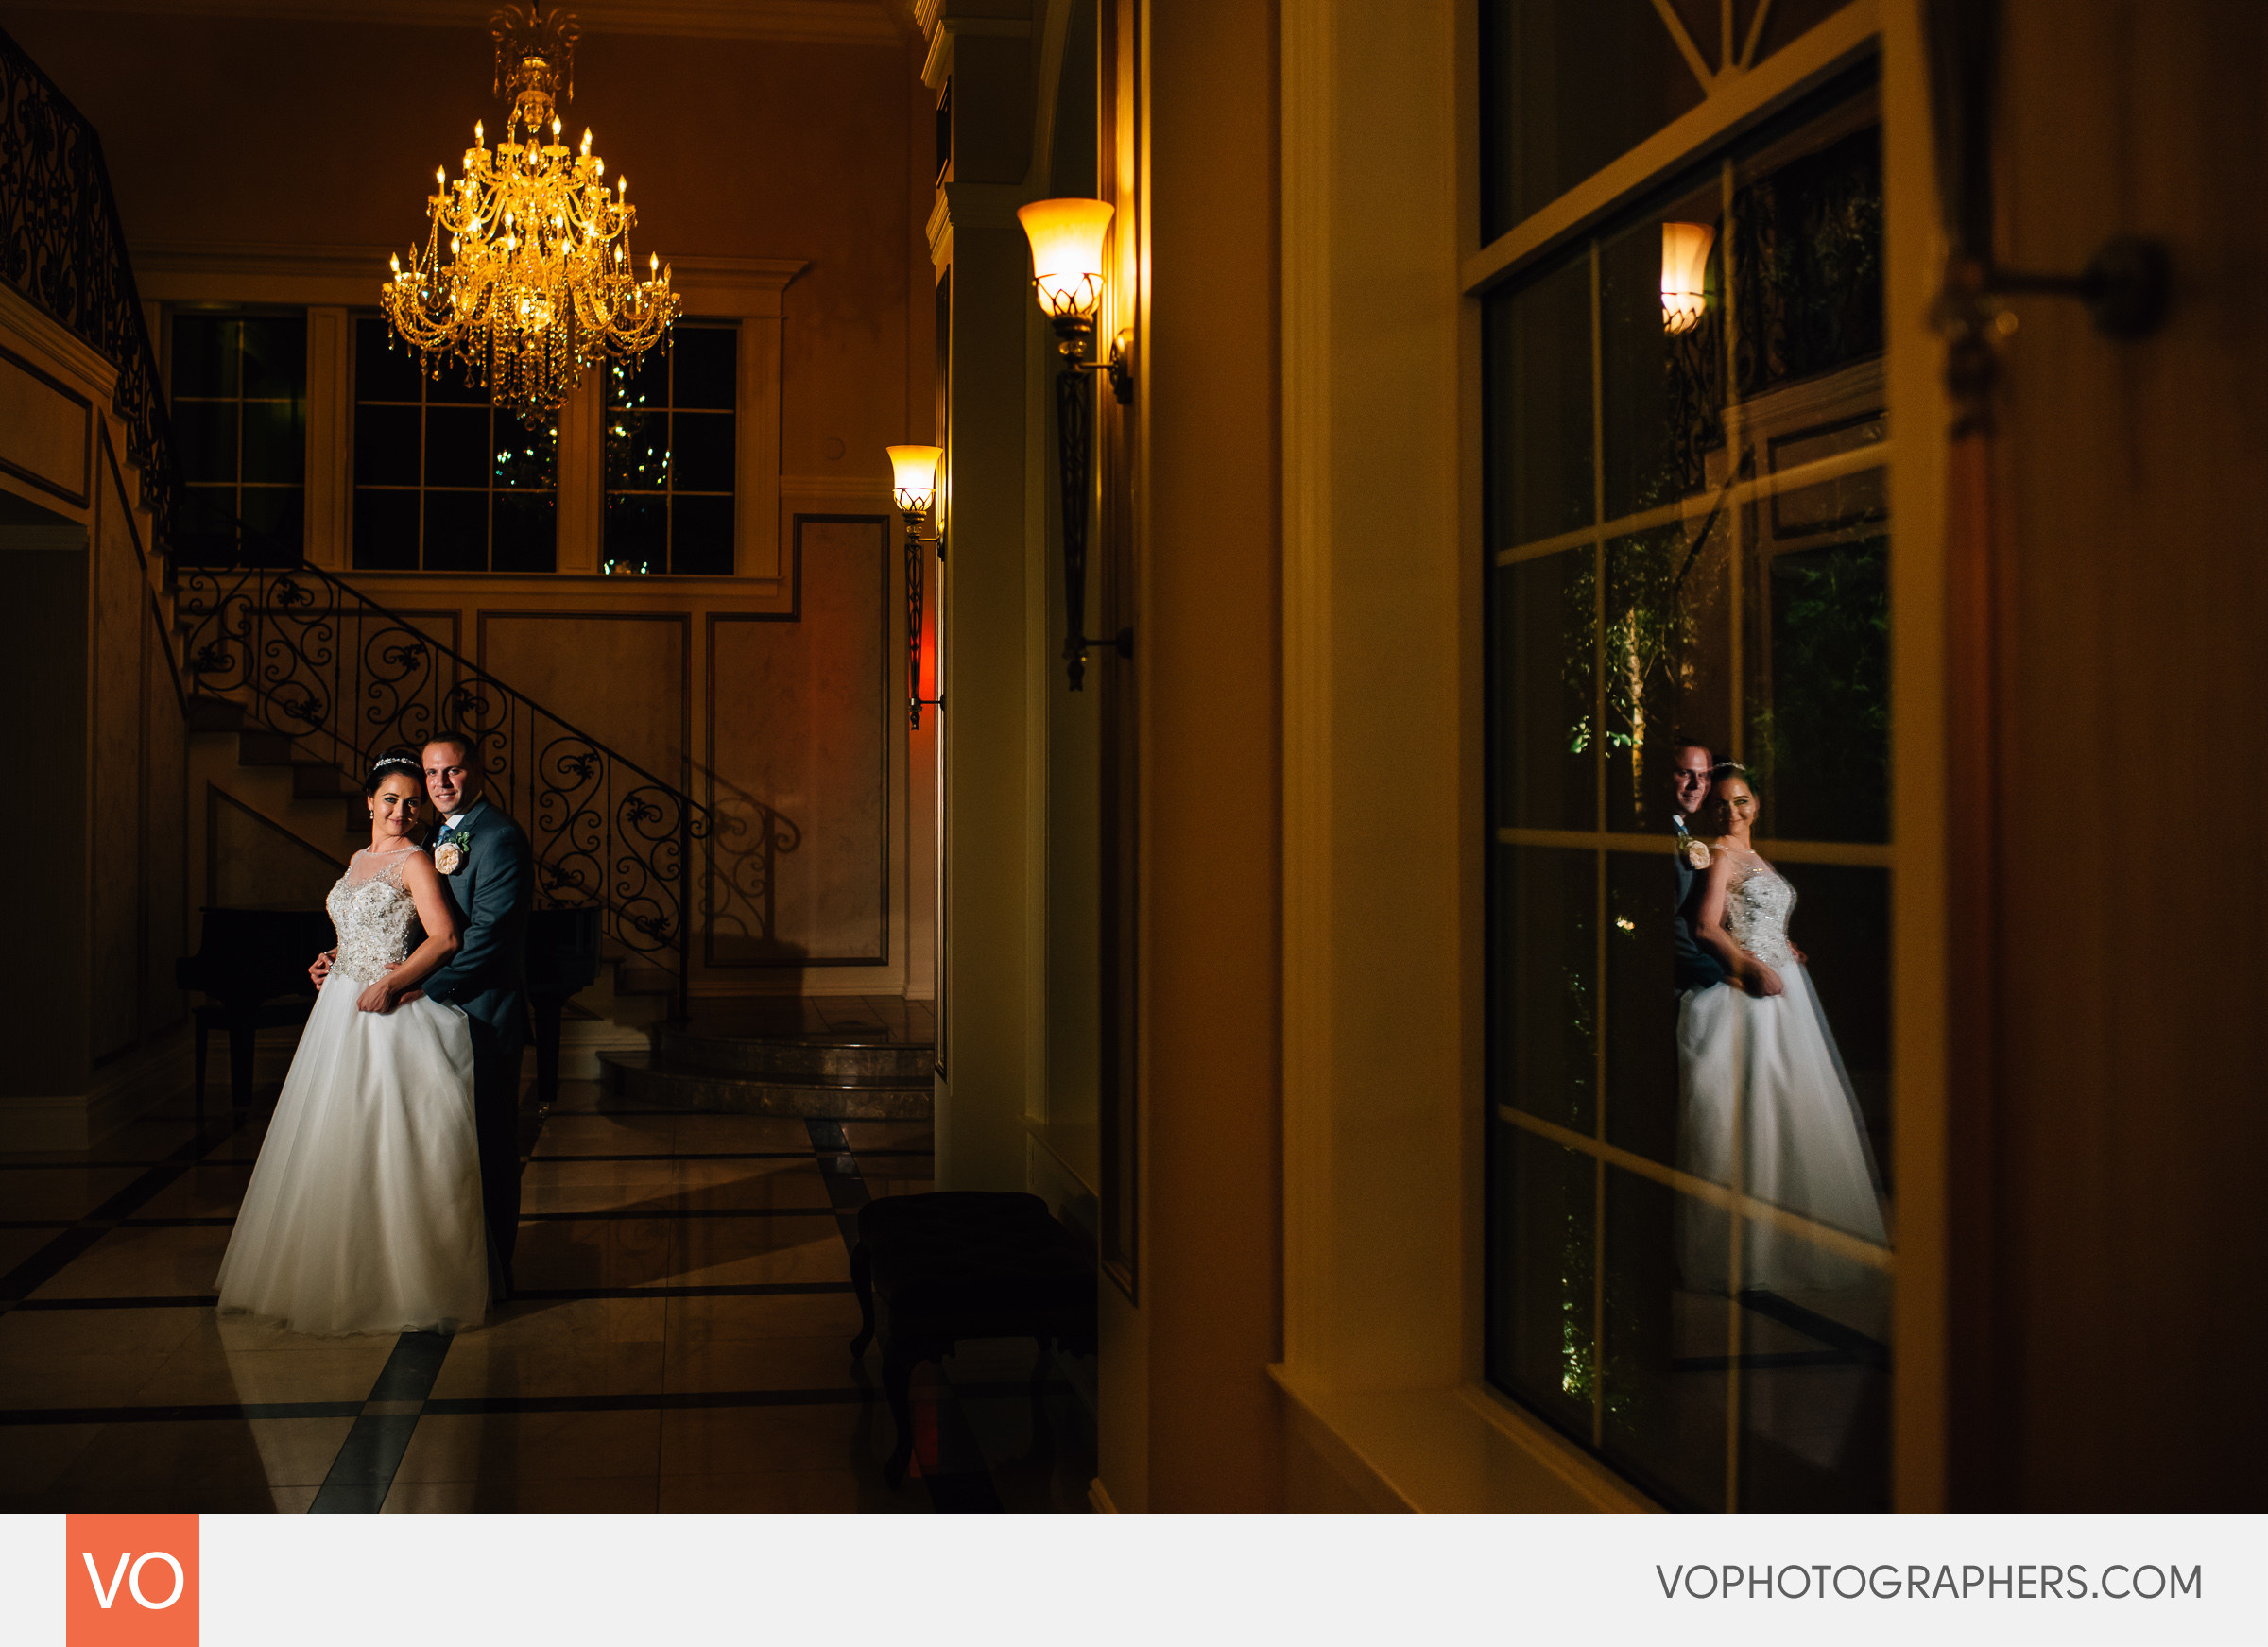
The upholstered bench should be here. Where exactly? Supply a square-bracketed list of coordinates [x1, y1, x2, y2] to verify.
[849, 1191, 1096, 1485]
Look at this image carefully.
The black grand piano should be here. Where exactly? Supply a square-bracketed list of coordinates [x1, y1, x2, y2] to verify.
[177, 904, 605, 1118]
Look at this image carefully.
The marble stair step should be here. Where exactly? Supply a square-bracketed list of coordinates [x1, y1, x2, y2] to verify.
[596, 1049, 932, 1121]
[653, 1023, 933, 1082]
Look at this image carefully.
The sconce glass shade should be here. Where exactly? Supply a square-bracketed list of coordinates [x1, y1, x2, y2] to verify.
[1017, 197, 1114, 318]
[886, 443, 943, 514]
[1661, 221, 1714, 335]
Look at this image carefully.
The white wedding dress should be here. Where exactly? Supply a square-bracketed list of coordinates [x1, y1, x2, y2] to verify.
[215, 848, 490, 1336]
[1676, 856, 1888, 1311]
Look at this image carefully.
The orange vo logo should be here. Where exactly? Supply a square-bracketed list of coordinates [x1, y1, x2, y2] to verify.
[67, 1516, 198, 1647]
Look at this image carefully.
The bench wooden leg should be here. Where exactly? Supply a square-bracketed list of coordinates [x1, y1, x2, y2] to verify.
[881, 1341, 918, 1485]
[849, 1242, 875, 1357]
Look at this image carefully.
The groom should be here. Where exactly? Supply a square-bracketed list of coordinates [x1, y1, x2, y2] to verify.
[413, 732, 534, 1291]
[1668, 738, 1727, 995]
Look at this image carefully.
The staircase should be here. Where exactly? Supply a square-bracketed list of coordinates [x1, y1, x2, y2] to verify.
[599, 1003, 935, 1120]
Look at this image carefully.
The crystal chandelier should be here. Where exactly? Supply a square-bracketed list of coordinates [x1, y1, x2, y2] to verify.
[380, 5, 679, 425]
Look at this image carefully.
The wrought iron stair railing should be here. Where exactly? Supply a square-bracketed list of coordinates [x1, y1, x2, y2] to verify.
[0, 24, 177, 544]
[176, 507, 713, 1016]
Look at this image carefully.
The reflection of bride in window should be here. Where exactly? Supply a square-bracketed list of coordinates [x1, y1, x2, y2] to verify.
[1677, 767, 1888, 1308]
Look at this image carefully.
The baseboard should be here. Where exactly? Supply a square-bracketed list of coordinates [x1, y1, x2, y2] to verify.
[0, 1026, 191, 1152]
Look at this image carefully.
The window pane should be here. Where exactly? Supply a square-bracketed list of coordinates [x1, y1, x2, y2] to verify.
[1493, 552, 1595, 831]
[424, 406, 490, 489]
[424, 354, 488, 403]
[492, 412, 557, 489]
[178, 485, 239, 565]
[670, 411, 735, 493]
[355, 317, 423, 403]
[492, 490, 557, 574]
[241, 397, 305, 485]
[1481, 0, 1707, 240]
[672, 326, 737, 409]
[1602, 1169, 1728, 1510]
[1486, 1123, 1596, 1439]
[1748, 529, 1888, 842]
[1599, 175, 1724, 522]
[669, 493, 734, 575]
[239, 485, 303, 557]
[422, 490, 488, 571]
[1731, 89, 1882, 402]
[353, 488, 420, 570]
[604, 492, 664, 574]
[1493, 844, 1595, 1133]
[1605, 521, 1730, 832]
[239, 316, 305, 402]
[173, 317, 238, 397]
[172, 401, 237, 485]
[1486, 250, 1594, 549]
[607, 348, 667, 412]
[606, 407, 666, 491]
[354, 403, 421, 488]
[1603, 849, 1682, 1165]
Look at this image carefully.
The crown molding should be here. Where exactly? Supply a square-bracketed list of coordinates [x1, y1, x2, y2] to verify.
[129, 241, 810, 316]
[0, 0, 911, 47]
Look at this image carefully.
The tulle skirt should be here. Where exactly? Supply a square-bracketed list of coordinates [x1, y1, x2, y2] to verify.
[1675, 963, 1888, 1313]
[215, 971, 490, 1337]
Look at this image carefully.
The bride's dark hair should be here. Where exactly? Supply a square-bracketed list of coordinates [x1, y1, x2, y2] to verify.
[363, 746, 424, 797]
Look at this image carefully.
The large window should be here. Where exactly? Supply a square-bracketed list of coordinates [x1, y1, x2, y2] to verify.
[1485, 68, 1891, 1511]
[603, 321, 738, 575]
[351, 317, 558, 573]
[171, 312, 305, 563]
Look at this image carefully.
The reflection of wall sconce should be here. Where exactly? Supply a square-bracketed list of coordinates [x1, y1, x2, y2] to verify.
[887, 442, 945, 729]
[1019, 197, 1136, 692]
[1661, 221, 1714, 335]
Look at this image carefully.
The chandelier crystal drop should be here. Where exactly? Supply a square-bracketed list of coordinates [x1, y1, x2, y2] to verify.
[380, 5, 679, 425]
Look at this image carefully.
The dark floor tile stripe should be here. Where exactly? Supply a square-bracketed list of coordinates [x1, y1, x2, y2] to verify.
[0, 1399, 366, 1426]
[415, 1379, 1064, 1419]
[507, 1281, 853, 1301]
[10, 1295, 221, 1311]
[529, 1151, 817, 1163]
[0, 1116, 244, 1305]
[310, 1330, 453, 1514]
[517, 1209, 838, 1222]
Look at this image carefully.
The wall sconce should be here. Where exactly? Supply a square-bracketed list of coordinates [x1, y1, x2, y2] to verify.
[1661, 221, 1714, 335]
[1019, 197, 1136, 691]
[888, 442, 945, 729]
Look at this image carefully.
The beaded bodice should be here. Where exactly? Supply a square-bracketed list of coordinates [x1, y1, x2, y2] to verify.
[326, 850, 420, 986]
[1725, 856, 1797, 969]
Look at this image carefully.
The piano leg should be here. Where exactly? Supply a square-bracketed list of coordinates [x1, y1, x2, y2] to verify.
[228, 1021, 258, 1112]
[194, 1019, 210, 1129]
[532, 995, 566, 1111]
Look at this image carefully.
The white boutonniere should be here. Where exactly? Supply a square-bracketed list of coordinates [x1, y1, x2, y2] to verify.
[433, 827, 472, 875]
[1681, 837, 1711, 870]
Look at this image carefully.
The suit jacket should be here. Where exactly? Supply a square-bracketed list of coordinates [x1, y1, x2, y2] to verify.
[420, 798, 534, 1055]
[1673, 828, 1728, 994]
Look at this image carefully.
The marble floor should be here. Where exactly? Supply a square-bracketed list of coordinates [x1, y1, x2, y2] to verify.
[0, 1043, 1094, 1514]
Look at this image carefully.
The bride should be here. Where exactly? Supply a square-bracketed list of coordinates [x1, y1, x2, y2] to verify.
[1676, 767, 1888, 1305]
[214, 748, 490, 1336]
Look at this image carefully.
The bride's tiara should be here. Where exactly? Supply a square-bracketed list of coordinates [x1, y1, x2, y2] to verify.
[368, 753, 421, 772]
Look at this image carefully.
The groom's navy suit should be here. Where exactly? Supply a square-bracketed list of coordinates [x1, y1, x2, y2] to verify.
[419, 797, 533, 1283]
[1673, 821, 1727, 994]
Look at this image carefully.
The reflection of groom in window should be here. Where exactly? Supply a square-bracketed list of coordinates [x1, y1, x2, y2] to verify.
[1669, 738, 1727, 996]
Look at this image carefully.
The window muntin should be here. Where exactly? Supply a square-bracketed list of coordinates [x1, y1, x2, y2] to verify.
[603, 321, 737, 576]
[350, 316, 558, 573]
[1484, 70, 1891, 1512]
[171, 313, 306, 563]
